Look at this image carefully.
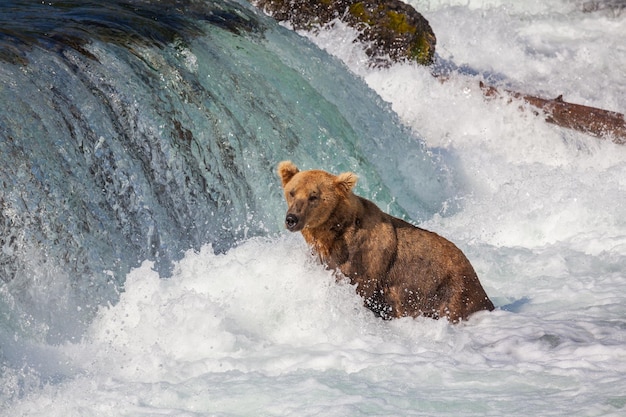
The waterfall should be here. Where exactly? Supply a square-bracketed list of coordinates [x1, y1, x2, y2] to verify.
[0, 0, 455, 344]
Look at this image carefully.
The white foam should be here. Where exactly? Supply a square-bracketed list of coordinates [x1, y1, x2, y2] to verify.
[5, 2, 626, 416]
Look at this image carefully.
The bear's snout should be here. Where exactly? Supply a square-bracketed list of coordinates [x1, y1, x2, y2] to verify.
[285, 213, 300, 231]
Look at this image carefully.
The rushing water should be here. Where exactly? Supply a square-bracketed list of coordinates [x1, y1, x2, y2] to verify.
[0, 0, 451, 345]
[2, 0, 626, 416]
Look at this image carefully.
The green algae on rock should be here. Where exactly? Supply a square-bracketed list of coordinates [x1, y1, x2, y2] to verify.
[254, 0, 436, 66]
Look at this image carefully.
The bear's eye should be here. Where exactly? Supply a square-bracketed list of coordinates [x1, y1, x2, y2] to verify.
[289, 190, 295, 198]
[308, 194, 318, 202]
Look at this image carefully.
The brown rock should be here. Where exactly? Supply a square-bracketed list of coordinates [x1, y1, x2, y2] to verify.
[254, 0, 436, 65]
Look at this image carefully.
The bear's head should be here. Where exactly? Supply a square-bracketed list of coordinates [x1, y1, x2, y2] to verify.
[277, 161, 357, 232]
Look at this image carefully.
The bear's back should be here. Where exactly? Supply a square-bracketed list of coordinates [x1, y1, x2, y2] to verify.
[383, 214, 494, 320]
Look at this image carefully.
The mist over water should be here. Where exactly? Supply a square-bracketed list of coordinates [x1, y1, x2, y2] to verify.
[2, 0, 626, 416]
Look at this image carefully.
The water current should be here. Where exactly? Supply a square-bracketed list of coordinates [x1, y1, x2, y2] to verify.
[1, 0, 625, 416]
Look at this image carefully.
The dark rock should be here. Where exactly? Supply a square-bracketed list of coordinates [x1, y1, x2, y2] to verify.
[253, 0, 436, 66]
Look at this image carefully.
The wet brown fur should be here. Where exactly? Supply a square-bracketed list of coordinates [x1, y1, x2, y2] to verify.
[277, 161, 494, 322]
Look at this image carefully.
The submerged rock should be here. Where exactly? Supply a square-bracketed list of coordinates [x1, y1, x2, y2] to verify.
[253, 0, 436, 65]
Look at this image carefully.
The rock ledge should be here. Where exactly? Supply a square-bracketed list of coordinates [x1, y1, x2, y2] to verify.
[254, 0, 436, 65]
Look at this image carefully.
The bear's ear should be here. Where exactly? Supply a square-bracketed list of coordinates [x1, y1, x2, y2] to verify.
[277, 160, 299, 187]
[334, 172, 357, 194]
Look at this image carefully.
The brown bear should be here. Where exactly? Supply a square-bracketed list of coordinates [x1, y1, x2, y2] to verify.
[277, 161, 494, 322]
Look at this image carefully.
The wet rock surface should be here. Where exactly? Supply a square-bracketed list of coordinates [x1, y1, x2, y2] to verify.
[253, 0, 436, 65]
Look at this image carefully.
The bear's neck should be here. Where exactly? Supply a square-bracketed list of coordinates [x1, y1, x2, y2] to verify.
[301, 193, 364, 263]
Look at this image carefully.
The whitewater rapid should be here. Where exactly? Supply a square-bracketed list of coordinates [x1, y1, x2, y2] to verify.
[3, 0, 626, 416]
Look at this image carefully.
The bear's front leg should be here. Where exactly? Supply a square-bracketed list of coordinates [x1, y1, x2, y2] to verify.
[340, 221, 399, 318]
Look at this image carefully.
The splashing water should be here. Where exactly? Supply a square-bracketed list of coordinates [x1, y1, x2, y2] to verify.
[2, 0, 626, 416]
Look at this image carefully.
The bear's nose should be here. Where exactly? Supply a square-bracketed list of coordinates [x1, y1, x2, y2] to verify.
[285, 214, 299, 231]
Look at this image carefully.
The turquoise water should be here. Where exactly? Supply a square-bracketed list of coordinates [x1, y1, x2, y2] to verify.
[0, 0, 451, 345]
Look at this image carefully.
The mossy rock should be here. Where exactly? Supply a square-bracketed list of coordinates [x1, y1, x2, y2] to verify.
[254, 0, 436, 66]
